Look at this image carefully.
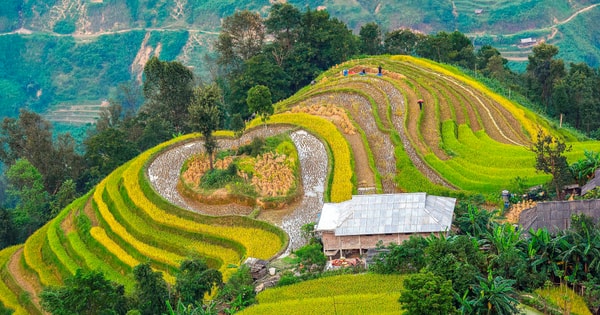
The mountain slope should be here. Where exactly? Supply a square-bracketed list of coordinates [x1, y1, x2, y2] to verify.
[1, 55, 600, 313]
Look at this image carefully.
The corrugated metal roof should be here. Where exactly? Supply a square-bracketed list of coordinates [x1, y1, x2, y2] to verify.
[316, 193, 456, 236]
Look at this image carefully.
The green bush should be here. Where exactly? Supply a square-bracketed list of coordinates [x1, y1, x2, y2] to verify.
[53, 20, 76, 34]
[200, 164, 241, 189]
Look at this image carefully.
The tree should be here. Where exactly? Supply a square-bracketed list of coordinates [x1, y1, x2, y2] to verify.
[526, 43, 565, 112]
[83, 128, 139, 188]
[0, 207, 15, 248]
[530, 129, 572, 199]
[217, 265, 256, 313]
[424, 234, 485, 295]
[188, 84, 222, 170]
[0, 110, 73, 194]
[6, 159, 50, 240]
[265, 3, 302, 66]
[370, 236, 428, 274]
[246, 85, 273, 126]
[231, 113, 245, 139]
[398, 271, 457, 315]
[174, 259, 223, 306]
[132, 263, 170, 315]
[384, 29, 423, 55]
[227, 54, 291, 117]
[215, 10, 265, 70]
[142, 57, 195, 134]
[40, 269, 127, 315]
[359, 22, 382, 55]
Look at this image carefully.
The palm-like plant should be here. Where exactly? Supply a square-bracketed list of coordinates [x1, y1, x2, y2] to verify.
[455, 205, 498, 238]
[473, 270, 519, 315]
[569, 150, 600, 185]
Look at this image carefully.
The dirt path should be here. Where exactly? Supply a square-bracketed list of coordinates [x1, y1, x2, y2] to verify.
[148, 126, 328, 253]
[7, 248, 43, 312]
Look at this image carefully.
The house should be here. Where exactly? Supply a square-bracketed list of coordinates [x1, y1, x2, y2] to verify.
[520, 38, 536, 45]
[315, 193, 456, 258]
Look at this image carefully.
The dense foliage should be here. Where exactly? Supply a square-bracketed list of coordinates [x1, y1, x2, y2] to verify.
[371, 209, 600, 314]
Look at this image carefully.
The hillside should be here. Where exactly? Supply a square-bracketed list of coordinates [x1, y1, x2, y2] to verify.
[1, 0, 600, 123]
[1, 56, 600, 313]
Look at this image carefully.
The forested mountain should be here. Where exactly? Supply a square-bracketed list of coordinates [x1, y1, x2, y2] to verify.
[1, 0, 600, 122]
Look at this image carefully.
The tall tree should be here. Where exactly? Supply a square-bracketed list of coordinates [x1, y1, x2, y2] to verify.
[359, 22, 383, 55]
[0, 110, 58, 193]
[188, 84, 221, 170]
[526, 43, 565, 112]
[132, 263, 170, 315]
[6, 159, 49, 240]
[530, 129, 572, 199]
[384, 29, 423, 55]
[215, 10, 265, 70]
[228, 54, 291, 117]
[83, 128, 139, 189]
[142, 57, 195, 134]
[265, 3, 302, 66]
[246, 85, 273, 126]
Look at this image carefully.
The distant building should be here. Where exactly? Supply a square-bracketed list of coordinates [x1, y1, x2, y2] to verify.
[315, 193, 456, 258]
[520, 38, 536, 44]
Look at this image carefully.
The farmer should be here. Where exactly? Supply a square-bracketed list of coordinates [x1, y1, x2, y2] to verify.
[417, 99, 424, 110]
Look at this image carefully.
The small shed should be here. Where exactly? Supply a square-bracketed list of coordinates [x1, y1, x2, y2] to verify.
[315, 193, 456, 258]
[581, 169, 600, 195]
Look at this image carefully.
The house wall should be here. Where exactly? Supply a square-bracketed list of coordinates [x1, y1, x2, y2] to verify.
[320, 231, 433, 256]
[519, 199, 600, 233]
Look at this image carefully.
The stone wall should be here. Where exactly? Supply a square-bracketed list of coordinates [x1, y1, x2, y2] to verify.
[519, 199, 600, 233]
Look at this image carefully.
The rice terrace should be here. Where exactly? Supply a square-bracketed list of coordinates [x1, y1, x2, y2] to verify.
[2, 55, 600, 314]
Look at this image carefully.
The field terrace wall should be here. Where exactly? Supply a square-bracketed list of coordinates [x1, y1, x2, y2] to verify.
[519, 199, 600, 233]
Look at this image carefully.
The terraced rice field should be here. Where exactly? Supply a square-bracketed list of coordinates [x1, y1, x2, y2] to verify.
[2, 55, 600, 313]
[239, 274, 406, 314]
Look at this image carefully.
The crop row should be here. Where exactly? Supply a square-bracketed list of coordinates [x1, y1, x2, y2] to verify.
[93, 177, 186, 272]
[128, 136, 287, 260]
[240, 274, 405, 315]
[106, 169, 241, 274]
[0, 245, 28, 315]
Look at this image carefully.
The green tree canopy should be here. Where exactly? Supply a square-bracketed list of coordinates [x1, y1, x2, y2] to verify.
[359, 22, 383, 55]
[174, 259, 223, 306]
[188, 84, 222, 170]
[40, 269, 127, 315]
[142, 57, 195, 134]
[246, 85, 273, 125]
[530, 129, 572, 199]
[132, 263, 170, 315]
[398, 271, 457, 315]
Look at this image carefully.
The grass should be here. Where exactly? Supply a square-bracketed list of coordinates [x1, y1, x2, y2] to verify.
[535, 285, 593, 315]
[239, 273, 406, 315]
